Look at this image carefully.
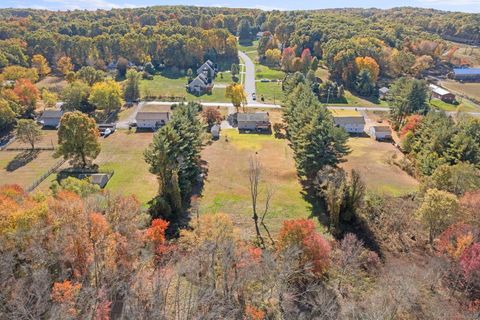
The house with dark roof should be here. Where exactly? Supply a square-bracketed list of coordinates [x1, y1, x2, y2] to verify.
[38, 109, 64, 128]
[237, 112, 271, 131]
[452, 68, 480, 81]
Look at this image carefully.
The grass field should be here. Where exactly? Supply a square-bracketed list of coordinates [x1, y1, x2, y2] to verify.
[0, 150, 59, 189]
[429, 97, 480, 112]
[340, 138, 418, 196]
[93, 130, 157, 204]
[199, 129, 318, 237]
[140, 74, 229, 102]
[439, 80, 480, 104]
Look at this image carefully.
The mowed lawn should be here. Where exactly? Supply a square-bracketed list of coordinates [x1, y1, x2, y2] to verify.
[94, 130, 157, 204]
[140, 74, 229, 102]
[199, 129, 315, 237]
[340, 137, 418, 196]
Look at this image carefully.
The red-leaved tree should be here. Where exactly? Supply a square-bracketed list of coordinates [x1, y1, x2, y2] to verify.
[277, 219, 331, 275]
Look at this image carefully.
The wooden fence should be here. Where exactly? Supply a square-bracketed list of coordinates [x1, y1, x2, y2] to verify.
[26, 158, 66, 193]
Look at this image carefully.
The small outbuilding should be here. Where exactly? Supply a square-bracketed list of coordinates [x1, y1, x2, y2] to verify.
[369, 126, 392, 141]
[379, 87, 389, 100]
[237, 112, 271, 132]
[38, 109, 64, 128]
[211, 124, 220, 139]
[429, 84, 456, 103]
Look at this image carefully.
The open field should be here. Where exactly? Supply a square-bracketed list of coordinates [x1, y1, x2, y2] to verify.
[256, 81, 284, 104]
[140, 74, 229, 102]
[0, 150, 59, 189]
[439, 80, 480, 104]
[199, 129, 317, 237]
[93, 130, 157, 204]
[340, 137, 418, 196]
[35, 76, 68, 94]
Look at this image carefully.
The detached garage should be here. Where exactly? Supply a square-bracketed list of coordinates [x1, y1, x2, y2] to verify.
[38, 109, 64, 128]
[369, 126, 392, 140]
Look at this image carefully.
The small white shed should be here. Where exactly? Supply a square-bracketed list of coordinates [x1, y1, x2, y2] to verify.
[369, 126, 392, 140]
[211, 124, 220, 139]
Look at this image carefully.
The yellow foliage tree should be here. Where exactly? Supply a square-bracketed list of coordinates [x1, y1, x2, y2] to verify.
[355, 56, 380, 82]
[89, 80, 124, 116]
[225, 83, 246, 113]
[31, 54, 51, 78]
[57, 56, 74, 77]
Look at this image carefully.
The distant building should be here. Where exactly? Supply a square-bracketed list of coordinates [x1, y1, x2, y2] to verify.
[89, 174, 111, 188]
[379, 87, 389, 100]
[38, 109, 64, 128]
[429, 84, 456, 103]
[135, 104, 171, 130]
[237, 112, 271, 131]
[333, 115, 366, 133]
[369, 126, 392, 140]
[187, 73, 212, 95]
[211, 124, 220, 139]
[452, 68, 480, 81]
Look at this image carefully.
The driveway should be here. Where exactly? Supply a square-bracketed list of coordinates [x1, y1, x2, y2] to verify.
[116, 102, 141, 129]
[238, 50, 256, 103]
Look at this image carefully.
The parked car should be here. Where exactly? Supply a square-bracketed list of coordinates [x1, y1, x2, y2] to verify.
[252, 93, 256, 100]
[260, 78, 270, 82]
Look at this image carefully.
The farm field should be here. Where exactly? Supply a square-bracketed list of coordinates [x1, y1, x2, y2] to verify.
[429, 98, 479, 112]
[439, 80, 480, 104]
[199, 129, 317, 237]
[340, 137, 418, 196]
[140, 74, 229, 103]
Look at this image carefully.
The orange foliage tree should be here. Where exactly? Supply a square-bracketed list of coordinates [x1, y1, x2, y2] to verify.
[400, 114, 423, 137]
[277, 219, 331, 275]
[13, 78, 39, 113]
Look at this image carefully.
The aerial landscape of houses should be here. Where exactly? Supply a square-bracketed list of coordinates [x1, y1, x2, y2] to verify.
[0, 3, 480, 319]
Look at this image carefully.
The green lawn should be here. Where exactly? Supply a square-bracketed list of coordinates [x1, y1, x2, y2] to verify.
[140, 74, 230, 103]
[200, 129, 321, 236]
[256, 81, 284, 104]
[238, 40, 258, 53]
[429, 98, 479, 113]
[94, 130, 157, 204]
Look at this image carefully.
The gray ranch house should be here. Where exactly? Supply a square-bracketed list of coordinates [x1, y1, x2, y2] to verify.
[333, 116, 366, 134]
[237, 112, 271, 132]
[38, 109, 65, 128]
[135, 104, 172, 130]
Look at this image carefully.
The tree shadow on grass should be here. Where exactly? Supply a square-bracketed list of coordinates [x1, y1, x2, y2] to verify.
[6, 150, 40, 172]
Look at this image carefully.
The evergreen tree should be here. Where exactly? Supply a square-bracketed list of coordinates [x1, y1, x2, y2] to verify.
[389, 77, 429, 130]
[124, 69, 141, 102]
[355, 69, 375, 96]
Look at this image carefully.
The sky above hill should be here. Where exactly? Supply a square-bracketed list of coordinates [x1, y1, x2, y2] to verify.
[3, 0, 480, 13]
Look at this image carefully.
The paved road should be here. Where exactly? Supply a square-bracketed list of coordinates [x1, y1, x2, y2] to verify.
[238, 50, 256, 103]
[116, 103, 141, 129]
[131, 101, 281, 109]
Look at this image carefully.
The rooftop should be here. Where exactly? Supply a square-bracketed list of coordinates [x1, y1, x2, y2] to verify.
[139, 102, 172, 113]
[333, 116, 365, 125]
[453, 68, 480, 75]
[429, 84, 452, 96]
[237, 112, 269, 122]
[39, 109, 64, 119]
[371, 126, 391, 133]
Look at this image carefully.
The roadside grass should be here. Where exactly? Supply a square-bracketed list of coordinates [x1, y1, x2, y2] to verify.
[94, 130, 157, 204]
[140, 74, 229, 103]
[238, 40, 258, 53]
[199, 128, 317, 236]
[330, 109, 363, 117]
[340, 137, 418, 196]
[256, 81, 284, 104]
[255, 64, 285, 80]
